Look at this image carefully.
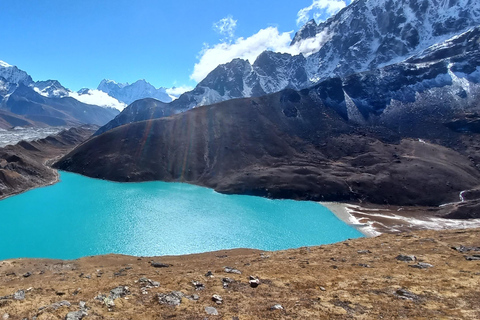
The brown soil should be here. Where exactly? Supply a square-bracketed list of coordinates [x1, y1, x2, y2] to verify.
[1, 228, 479, 319]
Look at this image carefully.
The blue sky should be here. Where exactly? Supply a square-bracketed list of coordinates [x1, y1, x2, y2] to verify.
[0, 0, 351, 92]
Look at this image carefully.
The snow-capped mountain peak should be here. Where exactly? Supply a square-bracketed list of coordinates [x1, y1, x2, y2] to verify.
[0, 60, 33, 86]
[0, 60, 12, 68]
[97, 78, 173, 104]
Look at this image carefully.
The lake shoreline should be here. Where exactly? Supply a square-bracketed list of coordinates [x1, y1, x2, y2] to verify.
[320, 202, 381, 237]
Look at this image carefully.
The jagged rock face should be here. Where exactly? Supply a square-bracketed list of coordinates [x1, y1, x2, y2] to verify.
[95, 25, 480, 136]
[294, 0, 480, 80]
[2, 84, 119, 127]
[97, 79, 172, 105]
[184, 0, 480, 108]
[0, 62, 120, 128]
[34, 80, 69, 98]
[95, 0, 480, 136]
[0, 61, 33, 86]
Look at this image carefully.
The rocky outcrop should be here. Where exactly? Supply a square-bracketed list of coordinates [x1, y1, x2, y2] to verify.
[0, 125, 97, 199]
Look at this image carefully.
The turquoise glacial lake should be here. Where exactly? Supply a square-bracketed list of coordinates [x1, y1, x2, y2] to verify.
[0, 171, 363, 260]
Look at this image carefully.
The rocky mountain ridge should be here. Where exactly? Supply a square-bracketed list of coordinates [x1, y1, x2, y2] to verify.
[97, 79, 173, 105]
[95, 0, 480, 135]
[54, 32, 480, 211]
[0, 61, 120, 129]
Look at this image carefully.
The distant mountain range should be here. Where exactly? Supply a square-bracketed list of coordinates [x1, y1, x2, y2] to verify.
[95, 0, 480, 135]
[57, 0, 480, 218]
[97, 79, 175, 105]
[0, 61, 120, 129]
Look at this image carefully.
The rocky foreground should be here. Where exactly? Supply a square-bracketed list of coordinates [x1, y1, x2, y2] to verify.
[1, 228, 479, 319]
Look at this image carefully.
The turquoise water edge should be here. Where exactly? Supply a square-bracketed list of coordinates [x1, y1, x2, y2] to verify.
[0, 171, 363, 260]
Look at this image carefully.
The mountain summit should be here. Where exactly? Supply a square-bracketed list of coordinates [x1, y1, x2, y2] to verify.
[97, 79, 173, 105]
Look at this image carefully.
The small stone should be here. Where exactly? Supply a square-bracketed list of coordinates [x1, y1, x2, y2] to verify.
[79, 301, 86, 309]
[358, 263, 371, 268]
[319, 287, 326, 291]
[192, 281, 205, 290]
[270, 304, 284, 310]
[42, 300, 71, 311]
[394, 288, 419, 301]
[2, 314, 9, 320]
[396, 255, 416, 262]
[103, 297, 115, 308]
[23, 272, 31, 278]
[205, 306, 219, 315]
[109, 286, 130, 299]
[249, 276, 260, 288]
[158, 291, 183, 306]
[409, 262, 434, 269]
[13, 290, 25, 300]
[186, 294, 200, 301]
[465, 255, 480, 261]
[205, 270, 214, 277]
[212, 294, 223, 305]
[138, 278, 160, 287]
[222, 277, 234, 289]
[357, 250, 371, 254]
[451, 245, 480, 253]
[151, 262, 170, 268]
[94, 294, 106, 302]
[224, 267, 241, 274]
[65, 310, 87, 320]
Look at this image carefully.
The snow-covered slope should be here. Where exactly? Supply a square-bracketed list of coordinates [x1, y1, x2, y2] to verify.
[0, 60, 33, 86]
[295, 0, 480, 82]
[149, 0, 480, 111]
[0, 61, 120, 127]
[97, 79, 173, 105]
[95, 22, 480, 136]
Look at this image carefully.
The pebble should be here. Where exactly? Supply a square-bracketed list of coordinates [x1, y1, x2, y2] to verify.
[158, 291, 184, 306]
[396, 254, 416, 262]
[224, 267, 241, 274]
[109, 286, 130, 299]
[13, 290, 25, 300]
[192, 281, 205, 290]
[394, 288, 419, 301]
[409, 262, 434, 269]
[23, 272, 31, 278]
[212, 294, 223, 305]
[151, 262, 170, 268]
[451, 245, 480, 253]
[138, 278, 160, 287]
[222, 277, 234, 289]
[205, 270, 214, 278]
[357, 250, 371, 254]
[65, 310, 87, 320]
[249, 276, 260, 288]
[205, 306, 219, 315]
[465, 255, 480, 261]
[270, 304, 284, 310]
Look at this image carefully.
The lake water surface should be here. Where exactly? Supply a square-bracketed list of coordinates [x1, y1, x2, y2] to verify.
[0, 171, 363, 260]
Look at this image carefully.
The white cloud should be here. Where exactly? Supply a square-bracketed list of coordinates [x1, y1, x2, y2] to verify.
[190, 26, 331, 82]
[166, 86, 194, 100]
[213, 16, 237, 42]
[297, 0, 347, 26]
[69, 89, 126, 111]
